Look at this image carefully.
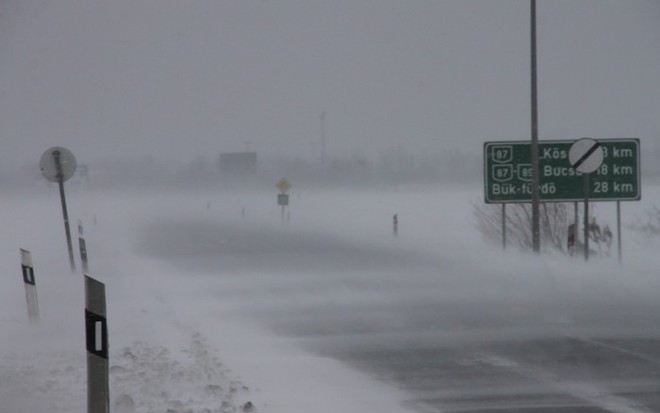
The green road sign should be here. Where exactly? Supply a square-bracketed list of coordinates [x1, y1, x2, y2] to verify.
[484, 139, 640, 203]
[278, 193, 289, 206]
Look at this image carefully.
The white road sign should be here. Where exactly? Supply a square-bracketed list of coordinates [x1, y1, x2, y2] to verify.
[40, 146, 77, 183]
[569, 138, 604, 174]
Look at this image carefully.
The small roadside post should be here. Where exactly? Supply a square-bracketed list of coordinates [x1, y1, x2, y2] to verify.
[85, 275, 109, 413]
[276, 178, 291, 224]
[78, 221, 89, 274]
[40, 147, 77, 272]
[569, 138, 604, 261]
[567, 223, 576, 256]
[20, 249, 39, 323]
[393, 214, 398, 238]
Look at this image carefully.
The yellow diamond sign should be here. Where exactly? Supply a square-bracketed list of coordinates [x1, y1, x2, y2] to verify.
[276, 178, 291, 193]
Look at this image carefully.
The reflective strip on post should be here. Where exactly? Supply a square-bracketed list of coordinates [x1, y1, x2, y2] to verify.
[85, 309, 108, 359]
[22, 265, 35, 286]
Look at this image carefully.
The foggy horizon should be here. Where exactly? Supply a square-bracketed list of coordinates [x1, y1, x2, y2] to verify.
[2, 0, 659, 170]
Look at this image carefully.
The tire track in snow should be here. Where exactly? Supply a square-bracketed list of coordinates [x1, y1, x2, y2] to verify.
[478, 353, 653, 413]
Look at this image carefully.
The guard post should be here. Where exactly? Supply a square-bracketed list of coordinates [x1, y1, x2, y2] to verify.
[79, 221, 89, 274]
[393, 214, 398, 237]
[85, 275, 109, 413]
[20, 249, 39, 322]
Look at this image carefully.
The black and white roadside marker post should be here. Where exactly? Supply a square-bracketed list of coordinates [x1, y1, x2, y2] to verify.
[393, 214, 399, 238]
[79, 221, 89, 274]
[20, 249, 39, 322]
[569, 138, 604, 262]
[85, 275, 109, 413]
[40, 147, 77, 272]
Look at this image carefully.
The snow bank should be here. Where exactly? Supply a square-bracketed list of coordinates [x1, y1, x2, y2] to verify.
[0, 187, 414, 413]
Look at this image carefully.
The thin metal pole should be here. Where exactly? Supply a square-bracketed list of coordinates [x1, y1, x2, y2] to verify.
[320, 111, 326, 165]
[583, 174, 590, 261]
[572, 201, 578, 256]
[530, 0, 541, 253]
[502, 204, 507, 249]
[617, 200, 622, 263]
[54, 151, 76, 272]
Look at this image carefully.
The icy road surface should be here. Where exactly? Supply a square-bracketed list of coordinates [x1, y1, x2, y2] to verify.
[137, 186, 660, 413]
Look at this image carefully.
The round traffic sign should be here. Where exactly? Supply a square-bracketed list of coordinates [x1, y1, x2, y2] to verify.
[569, 138, 603, 174]
[40, 146, 77, 183]
[276, 178, 291, 193]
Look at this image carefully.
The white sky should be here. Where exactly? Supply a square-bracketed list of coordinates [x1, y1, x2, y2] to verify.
[1, 0, 659, 167]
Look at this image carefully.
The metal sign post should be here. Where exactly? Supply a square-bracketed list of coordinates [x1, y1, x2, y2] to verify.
[40, 147, 77, 272]
[58, 169, 76, 272]
[530, 0, 540, 253]
[20, 249, 39, 322]
[569, 138, 604, 261]
[277, 194, 289, 223]
[276, 178, 291, 224]
[501, 204, 507, 249]
[583, 174, 591, 261]
[85, 275, 109, 413]
[617, 201, 622, 263]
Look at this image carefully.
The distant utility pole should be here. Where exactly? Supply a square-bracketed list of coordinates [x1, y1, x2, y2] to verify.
[530, 0, 541, 253]
[320, 111, 327, 164]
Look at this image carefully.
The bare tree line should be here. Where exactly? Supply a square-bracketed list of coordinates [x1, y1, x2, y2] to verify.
[474, 202, 615, 255]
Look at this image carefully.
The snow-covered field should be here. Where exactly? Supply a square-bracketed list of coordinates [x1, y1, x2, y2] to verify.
[1, 182, 659, 413]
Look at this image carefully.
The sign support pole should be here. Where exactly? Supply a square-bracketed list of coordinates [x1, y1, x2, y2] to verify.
[567, 138, 603, 262]
[574, 201, 579, 255]
[59, 179, 76, 272]
[617, 201, 622, 263]
[54, 151, 76, 272]
[502, 204, 507, 249]
[583, 174, 590, 261]
[276, 179, 291, 225]
[530, 0, 541, 253]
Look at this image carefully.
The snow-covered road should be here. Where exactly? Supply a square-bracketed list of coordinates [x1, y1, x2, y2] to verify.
[3, 184, 660, 413]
